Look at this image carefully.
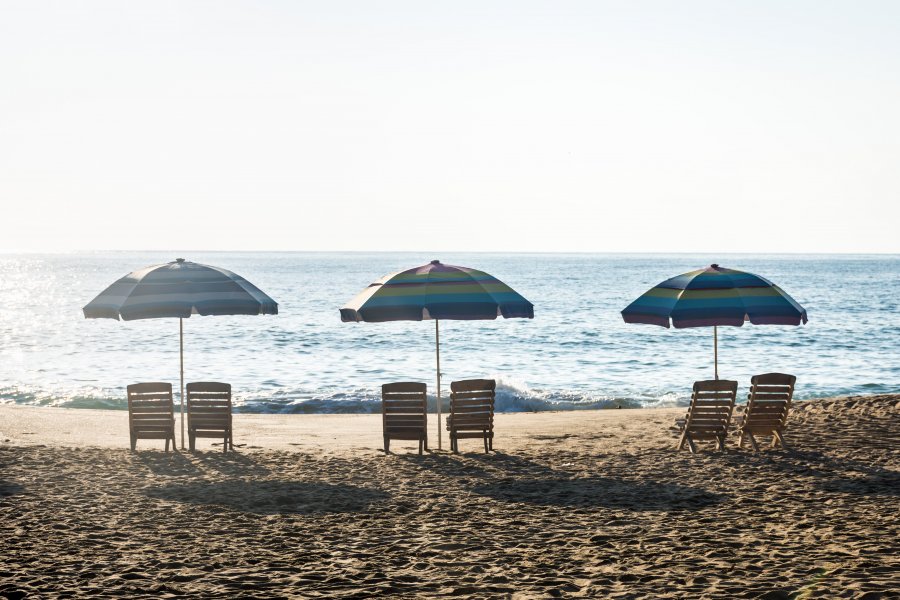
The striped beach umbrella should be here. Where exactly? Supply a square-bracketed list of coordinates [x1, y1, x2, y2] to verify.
[621, 264, 807, 378]
[341, 259, 534, 449]
[83, 258, 278, 448]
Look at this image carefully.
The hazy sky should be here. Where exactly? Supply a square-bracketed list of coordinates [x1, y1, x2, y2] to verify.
[1, 1, 898, 253]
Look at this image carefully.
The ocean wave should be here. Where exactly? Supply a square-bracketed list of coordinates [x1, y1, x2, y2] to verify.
[2, 381, 894, 414]
[0, 380, 688, 414]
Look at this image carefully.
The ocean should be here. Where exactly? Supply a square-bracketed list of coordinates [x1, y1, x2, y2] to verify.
[1, 252, 897, 413]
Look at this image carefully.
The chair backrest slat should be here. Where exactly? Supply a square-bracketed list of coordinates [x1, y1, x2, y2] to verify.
[685, 379, 737, 432]
[381, 382, 427, 420]
[746, 373, 795, 432]
[449, 379, 495, 421]
[127, 383, 173, 423]
[186, 382, 232, 426]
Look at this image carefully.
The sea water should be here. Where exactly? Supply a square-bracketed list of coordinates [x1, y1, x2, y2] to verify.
[1, 252, 897, 412]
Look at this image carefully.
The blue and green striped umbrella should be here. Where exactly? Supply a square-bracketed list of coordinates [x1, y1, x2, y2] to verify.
[622, 264, 807, 378]
[340, 259, 533, 323]
[341, 260, 533, 449]
[84, 258, 278, 448]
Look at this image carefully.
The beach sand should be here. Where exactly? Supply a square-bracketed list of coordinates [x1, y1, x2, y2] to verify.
[1, 396, 897, 598]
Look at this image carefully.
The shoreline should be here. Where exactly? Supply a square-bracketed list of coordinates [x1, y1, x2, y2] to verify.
[1, 393, 896, 451]
[0, 402, 687, 452]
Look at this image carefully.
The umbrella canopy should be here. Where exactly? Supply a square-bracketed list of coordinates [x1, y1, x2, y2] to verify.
[84, 258, 278, 320]
[84, 258, 278, 449]
[340, 260, 534, 322]
[341, 260, 533, 450]
[622, 264, 807, 378]
[622, 264, 807, 328]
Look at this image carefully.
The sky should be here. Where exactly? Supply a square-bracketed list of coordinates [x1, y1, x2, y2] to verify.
[1, 1, 898, 253]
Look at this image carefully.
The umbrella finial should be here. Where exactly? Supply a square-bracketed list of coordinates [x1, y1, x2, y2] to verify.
[176, 258, 186, 263]
[711, 263, 719, 269]
[431, 259, 441, 265]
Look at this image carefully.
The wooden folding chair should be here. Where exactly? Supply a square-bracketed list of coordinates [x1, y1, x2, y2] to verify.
[678, 379, 738, 453]
[186, 382, 233, 452]
[381, 382, 428, 454]
[447, 379, 496, 453]
[735, 373, 796, 451]
[126, 382, 176, 451]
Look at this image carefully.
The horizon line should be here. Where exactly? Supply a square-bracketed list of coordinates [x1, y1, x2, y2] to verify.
[2, 249, 899, 257]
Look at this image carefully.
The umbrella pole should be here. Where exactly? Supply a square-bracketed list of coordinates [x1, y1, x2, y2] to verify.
[435, 319, 441, 450]
[714, 325, 718, 380]
[180, 318, 185, 450]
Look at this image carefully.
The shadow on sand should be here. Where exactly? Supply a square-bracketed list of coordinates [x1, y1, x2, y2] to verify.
[767, 449, 900, 498]
[132, 450, 205, 477]
[397, 450, 562, 480]
[0, 480, 23, 498]
[133, 449, 274, 478]
[396, 451, 724, 511]
[470, 476, 724, 510]
[144, 479, 389, 515]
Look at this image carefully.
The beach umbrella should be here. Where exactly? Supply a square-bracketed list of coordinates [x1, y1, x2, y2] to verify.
[83, 258, 278, 448]
[621, 264, 807, 378]
[340, 260, 533, 449]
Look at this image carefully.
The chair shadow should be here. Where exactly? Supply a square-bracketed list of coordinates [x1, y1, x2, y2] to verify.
[189, 451, 272, 477]
[144, 480, 389, 515]
[397, 450, 561, 481]
[132, 447, 274, 478]
[469, 476, 724, 511]
[132, 450, 205, 477]
[0, 480, 23, 498]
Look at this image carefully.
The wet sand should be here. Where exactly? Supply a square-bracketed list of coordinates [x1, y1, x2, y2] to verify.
[1, 395, 898, 598]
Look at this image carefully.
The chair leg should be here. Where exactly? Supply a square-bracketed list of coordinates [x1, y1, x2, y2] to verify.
[748, 433, 760, 452]
[384, 436, 390, 454]
[484, 433, 489, 454]
[223, 435, 228, 453]
[774, 430, 787, 449]
[686, 435, 698, 454]
[678, 431, 687, 451]
[489, 434, 493, 451]
[189, 433, 196, 451]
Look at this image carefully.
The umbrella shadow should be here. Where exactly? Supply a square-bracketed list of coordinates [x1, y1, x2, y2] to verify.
[144, 479, 389, 515]
[763, 449, 900, 498]
[469, 476, 725, 511]
[818, 471, 900, 496]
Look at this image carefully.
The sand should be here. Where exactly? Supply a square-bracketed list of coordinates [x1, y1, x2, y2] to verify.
[1, 396, 898, 599]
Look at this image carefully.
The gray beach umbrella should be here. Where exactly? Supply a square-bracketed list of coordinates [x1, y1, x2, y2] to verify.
[341, 259, 534, 450]
[83, 258, 278, 449]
